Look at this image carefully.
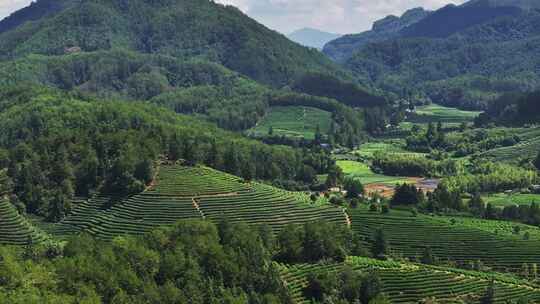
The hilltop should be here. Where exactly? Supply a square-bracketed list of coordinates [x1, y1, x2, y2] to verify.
[0, 0, 348, 87]
[287, 28, 341, 50]
[323, 7, 430, 62]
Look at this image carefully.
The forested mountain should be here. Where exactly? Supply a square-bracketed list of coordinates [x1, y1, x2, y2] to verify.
[287, 28, 341, 50]
[0, 0, 349, 87]
[334, 0, 540, 110]
[323, 8, 430, 62]
[0, 0, 388, 142]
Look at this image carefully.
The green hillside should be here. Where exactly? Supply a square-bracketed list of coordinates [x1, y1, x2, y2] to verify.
[350, 208, 540, 272]
[280, 257, 540, 304]
[0, 0, 347, 87]
[248, 106, 333, 140]
[51, 164, 347, 240]
[0, 199, 48, 245]
[342, 6, 540, 110]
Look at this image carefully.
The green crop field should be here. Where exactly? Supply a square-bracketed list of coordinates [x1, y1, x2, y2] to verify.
[484, 193, 540, 208]
[353, 141, 426, 158]
[279, 256, 540, 304]
[0, 199, 48, 245]
[337, 160, 409, 185]
[350, 208, 540, 272]
[50, 164, 347, 240]
[480, 134, 540, 164]
[408, 104, 482, 123]
[248, 106, 332, 139]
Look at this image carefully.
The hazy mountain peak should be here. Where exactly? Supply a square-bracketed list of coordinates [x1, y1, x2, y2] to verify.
[287, 28, 341, 50]
[323, 7, 430, 62]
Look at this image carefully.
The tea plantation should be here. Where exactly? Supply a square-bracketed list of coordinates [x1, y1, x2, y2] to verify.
[51, 164, 347, 240]
[0, 199, 47, 245]
[350, 208, 540, 272]
[280, 257, 540, 304]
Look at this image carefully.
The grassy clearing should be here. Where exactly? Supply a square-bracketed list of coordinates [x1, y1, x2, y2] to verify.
[280, 257, 540, 304]
[350, 207, 540, 272]
[249, 106, 332, 139]
[484, 193, 540, 208]
[354, 141, 426, 159]
[409, 104, 481, 123]
[337, 160, 409, 185]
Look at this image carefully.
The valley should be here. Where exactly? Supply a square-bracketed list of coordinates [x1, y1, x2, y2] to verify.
[0, 0, 540, 303]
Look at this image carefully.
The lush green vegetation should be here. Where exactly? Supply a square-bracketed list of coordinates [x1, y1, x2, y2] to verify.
[281, 256, 540, 304]
[342, 7, 540, 111]
[350, 207, 540, 273]
[441, 161, 537, 193]
[337, 160, 409, 185]
[0, 86, 341, 221]
[0, 0, 352, 88]
[248, 106, 332, 140]
[408, 104, 481, 123]
[372, 152, 460, 178]
[485, 193, 540, 208]
[0, 220, 292, 303]
[49, 164, 348, 240]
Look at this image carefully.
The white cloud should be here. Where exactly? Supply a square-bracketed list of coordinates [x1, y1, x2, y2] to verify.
[215, 0, 468, 34]
[0, 0, 32, 20]
[2, 0, 468, 34]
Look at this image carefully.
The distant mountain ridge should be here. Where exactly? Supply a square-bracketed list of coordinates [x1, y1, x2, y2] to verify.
[340, 2, 540, 110]
[323, 8, 430, 62]
[287, 28, 341, 50]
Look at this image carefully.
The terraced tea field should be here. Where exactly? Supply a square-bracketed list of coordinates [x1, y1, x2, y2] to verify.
[350, 208, 540, 272]
[52, 165, 347, 240]
[408, 104, 481, 124]
[280, 257, 540, 304]
[0, 199, 47, 245]
[248, 106, 332, 139]
[353, 141, 425, 159]
[484, 193, 540, 208]
[470, 126, 540, 164]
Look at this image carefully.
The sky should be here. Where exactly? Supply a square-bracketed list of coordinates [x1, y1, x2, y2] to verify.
[1, 0, 467, 35]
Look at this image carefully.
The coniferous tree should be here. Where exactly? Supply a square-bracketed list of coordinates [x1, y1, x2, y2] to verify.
[344, 177, 364, 198]
[421, 246, 435, 265]
[534, 151, 540, 171]
[371, 228, 388, 259]
[480, 280, 495, 304]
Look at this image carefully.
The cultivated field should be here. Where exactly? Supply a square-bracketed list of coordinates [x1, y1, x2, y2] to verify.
[248, 106, 332, 139]
[484, 193, 540, 208]
[350, 208, 540, 272]
[408, 104, 481, 123]
[337, 160, 409, 185]
[52, 165, 347, 240]
[480, 134, 540, 164]
[0, 199, 47, 245]
[280, 256, 540, 304]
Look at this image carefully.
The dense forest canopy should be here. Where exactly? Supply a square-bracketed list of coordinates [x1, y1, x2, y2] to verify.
[330, 2, 540, 110]
[0, 0, 353, 88]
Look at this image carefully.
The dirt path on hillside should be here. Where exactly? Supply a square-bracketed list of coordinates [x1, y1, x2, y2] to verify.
[192, 198, 206, 219]
[144, 163, 161, 192]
